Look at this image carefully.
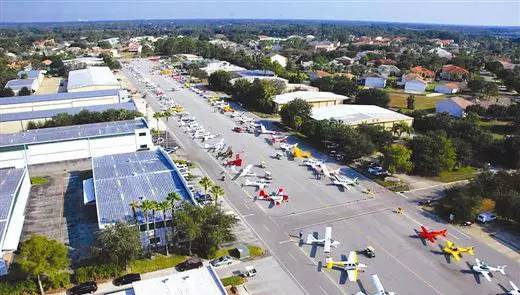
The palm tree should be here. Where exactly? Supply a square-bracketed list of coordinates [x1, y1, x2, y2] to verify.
[140, 200, 153, 251]
[157, 201, 172, 255]
[153, 111, 163, 131]
[198, 176, 214, 195]
[162, 110, 172, 144]
[166, 192, 182, 245]
[210, 185, 225, 206]
[150, 200, 159, 251]
[391, 121, 414, 138]
[129, 200, 141, 225]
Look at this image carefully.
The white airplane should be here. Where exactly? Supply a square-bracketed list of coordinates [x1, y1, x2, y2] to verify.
[258, 124, 278, 135]
[318, 163, 341, 178]
[244, 179, 270, 189]
[332, 175, 359, 190]
[204, 139, 225, 150]
[471, 258, 507, 282]
[325, 251, 367, 282]
[305, 226, 340, 253]
[280, 143, 298, 152]
[303, 158, 324, 167]
[356, 274, 395, 295]
[238, 115, 255, 124]
[507, 281, 520, 295]
[237, 164, 255, 178]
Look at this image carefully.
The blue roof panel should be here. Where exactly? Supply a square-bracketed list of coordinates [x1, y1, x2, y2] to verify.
[0, 89, 121, 105]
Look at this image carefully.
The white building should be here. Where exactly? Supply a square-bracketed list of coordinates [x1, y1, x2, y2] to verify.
[17, 70, 45, 84]
[4, 79, 39, 95]
[63, 57, 105, 67]
[402, 74, 427, 93]
[377, 65, 400, 78]
[364, 74, 387, 89]
[109, 266, 227, 295]
[0, 167, 31, 275]
[67, 66, 120, 92]
[200, 61, 246, 76]
[434, 82, 460, 94]
[268, 53, 288, 68]
[311, 104, 413, 128]
[0, 118, 152, 168]
[435, 96, 473, 118]
[273, 91, 349, 111]
[429, 48, 453, 59]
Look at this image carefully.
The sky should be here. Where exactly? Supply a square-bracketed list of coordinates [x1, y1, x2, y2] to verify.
[0, 0, 519, 26]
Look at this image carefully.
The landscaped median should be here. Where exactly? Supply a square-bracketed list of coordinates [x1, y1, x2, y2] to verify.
[30, 176, 49, 185]
[211, 244, 265, 260]
[220, 275, 246, 287]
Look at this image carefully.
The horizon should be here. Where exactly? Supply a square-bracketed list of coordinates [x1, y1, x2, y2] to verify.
[1, 0, 519, 27]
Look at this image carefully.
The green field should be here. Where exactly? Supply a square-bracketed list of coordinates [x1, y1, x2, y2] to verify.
[211, 244, 265, 259]
[477, 119, 513, 140]
[429, 166, 478, 183]
[128, 254, 187, 273]
[386, 90, 446, 112]
[221, 275, 246, 286]
[30, 177, 49, 185]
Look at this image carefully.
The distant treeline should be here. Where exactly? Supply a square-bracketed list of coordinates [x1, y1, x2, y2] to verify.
[27, 109, 143, 129]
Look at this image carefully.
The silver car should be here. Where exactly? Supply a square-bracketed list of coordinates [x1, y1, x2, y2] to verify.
[210, 255, 233, 267]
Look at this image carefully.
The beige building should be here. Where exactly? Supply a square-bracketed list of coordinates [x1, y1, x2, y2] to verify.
[67, 66, 120, 92]
[273, 91, 350, 111]
[311, 104, 413, 129]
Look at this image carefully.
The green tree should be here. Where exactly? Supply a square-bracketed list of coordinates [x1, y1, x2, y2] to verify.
[468, 77, 485, 93]
[17, 235, 70, 295]
[0, 87, 15, 97]
[198, 176, 214, 195]
[208, 70, 232, 92]
[391, 121, 414, 138]
[129, 200, 141, 225]
[150, 200, 159, 251]
[166, 192, 182, 245]
[407, 95, 415, 110]
[332, 77, 357, 97]
[355, 89, 390, 107]
[162, 110, 172, 143]
[140, 200, 154, 251]
[436, 186, 483, 222]
[153, 112, 163, 130]
[175, 205, 201, 255]
[210, 184, 225, 206]
[231, 78, 252, 102]
[157, 201, 172, 255]
[92, 222, 142, 267]
[18, 86, 32, 96]
[382, 144, 413, 174]
[409, 132, 457, 176]
[279, 98, 312, 130]
[97, 40, 112, 49]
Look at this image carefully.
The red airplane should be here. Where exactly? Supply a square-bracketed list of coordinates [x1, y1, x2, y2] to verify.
[258, 187, 289, 206]
[225, 154, 243, 167]
[269, 135, 288, 144]
[418, 226, 447, 243]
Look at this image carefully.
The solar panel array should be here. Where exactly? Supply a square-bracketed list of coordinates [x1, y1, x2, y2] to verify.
[0, 89, 121, 106]
[0, 118, 147, 147]
[0, 168, 25, 242]
[93, 149, 191, 226]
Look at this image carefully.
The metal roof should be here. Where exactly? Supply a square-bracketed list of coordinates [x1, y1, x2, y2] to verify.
[0, 101, 137, 122]
[311, 104, 413, 125]
[0, 168, 25, 244]
[274, 91, 349, 105]
[67, 66, 120, 91]
[5, 79, 37, 88]
[0, 118, 147, 148]
[92, 149, 194, 227]
[0, 89, 122, 105]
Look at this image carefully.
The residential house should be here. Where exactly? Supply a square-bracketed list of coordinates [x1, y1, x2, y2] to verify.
[127, 42, 142, 54]
[308, 70, 331, 81]
[410, 66, 435, 81]
[334, 56, 354, 65]
[364, 73, 387, 89]
[440, 65, 470, 81]
[434, 82, 460, 94]
[402, 74, 427, 93]
[268, 53, 288, 68]
[377, 65, 401, 78]
[311, 41, 339, 52]
[4, 79, 39, 95]
[429, 48, 453, 59]
[436, 97, 473, 117]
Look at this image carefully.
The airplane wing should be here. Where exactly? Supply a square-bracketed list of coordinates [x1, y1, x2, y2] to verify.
[427, 236, 435, 243]
[347, 269, 358, 282]
[510, 281, 519, 292]
[324, 227, 332, 253]
[452, 252, 461, 261]
[482, 271, 491, 282]
[348, 251, 357, 264]
[371, 274, 385, 294]
[239, 164, 253, 177]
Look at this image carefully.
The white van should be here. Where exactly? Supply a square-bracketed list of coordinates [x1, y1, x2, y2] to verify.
[477, 212, 497, 223]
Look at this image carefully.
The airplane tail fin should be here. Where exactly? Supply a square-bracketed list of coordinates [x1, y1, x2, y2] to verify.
[325, 257, 334, 269]
[497, 265, 507, 275]
[441, 229, 447, 237]
[467, 247, 475, 256]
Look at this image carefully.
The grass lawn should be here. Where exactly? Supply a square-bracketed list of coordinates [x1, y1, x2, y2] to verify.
[221, 275, 246, 287]
[30, 177, 49, 185]
[429, 166, 478, 183]
[211, 244, 265, 260]
[128, 254, 187, 273]
[386, 90, 445, 112]
[477, 119, 513, 140]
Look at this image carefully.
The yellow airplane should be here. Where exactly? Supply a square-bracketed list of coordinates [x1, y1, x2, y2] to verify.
[442, 240, 475, 261]
[292, 147, 311, 158]
[325, 251, 367, 282]
[170, 106, 184, 113]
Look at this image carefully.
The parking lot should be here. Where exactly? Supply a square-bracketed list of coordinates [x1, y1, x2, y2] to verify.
[23, 160, 98, 262]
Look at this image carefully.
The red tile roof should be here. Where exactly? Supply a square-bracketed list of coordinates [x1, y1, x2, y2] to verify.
[442, 65, 469, 75]
[410, 66, 435, 78]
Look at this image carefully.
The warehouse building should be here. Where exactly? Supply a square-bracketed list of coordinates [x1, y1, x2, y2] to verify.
[0, 101, 138, 134]
[0, 89, 128, 115]
[86, 149, 195, 248]
[0, 167, 31, 275]
[311, 104, 413, 128]
[4, 78, 39, 95]
[67, 66, 120, 92]
[273, 91, 350, 111]
[109, 266, 227, 295]
[0, 118, 152, 168]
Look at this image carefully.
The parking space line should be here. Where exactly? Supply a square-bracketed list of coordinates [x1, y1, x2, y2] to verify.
[263, 224, 271, 232]
[319, 285, 329, 295]
[288, 252, 297, 262]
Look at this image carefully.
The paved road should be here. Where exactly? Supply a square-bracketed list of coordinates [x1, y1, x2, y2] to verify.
[123, 59, 520, 295]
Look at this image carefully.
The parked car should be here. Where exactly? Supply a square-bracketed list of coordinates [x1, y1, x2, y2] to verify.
[239, 266, 257, 277]
[68, 281, 97, 295]
[177, 258, 203, 271]
[361, 245, 376, 258]
[113, 273, 141, 286]
[210, 255, 233, 267]
[367, 165, 389, 176]
[477, 212, 497, 223]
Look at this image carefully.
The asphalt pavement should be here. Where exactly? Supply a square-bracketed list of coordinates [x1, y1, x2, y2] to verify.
[122, 58, 520, 295]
